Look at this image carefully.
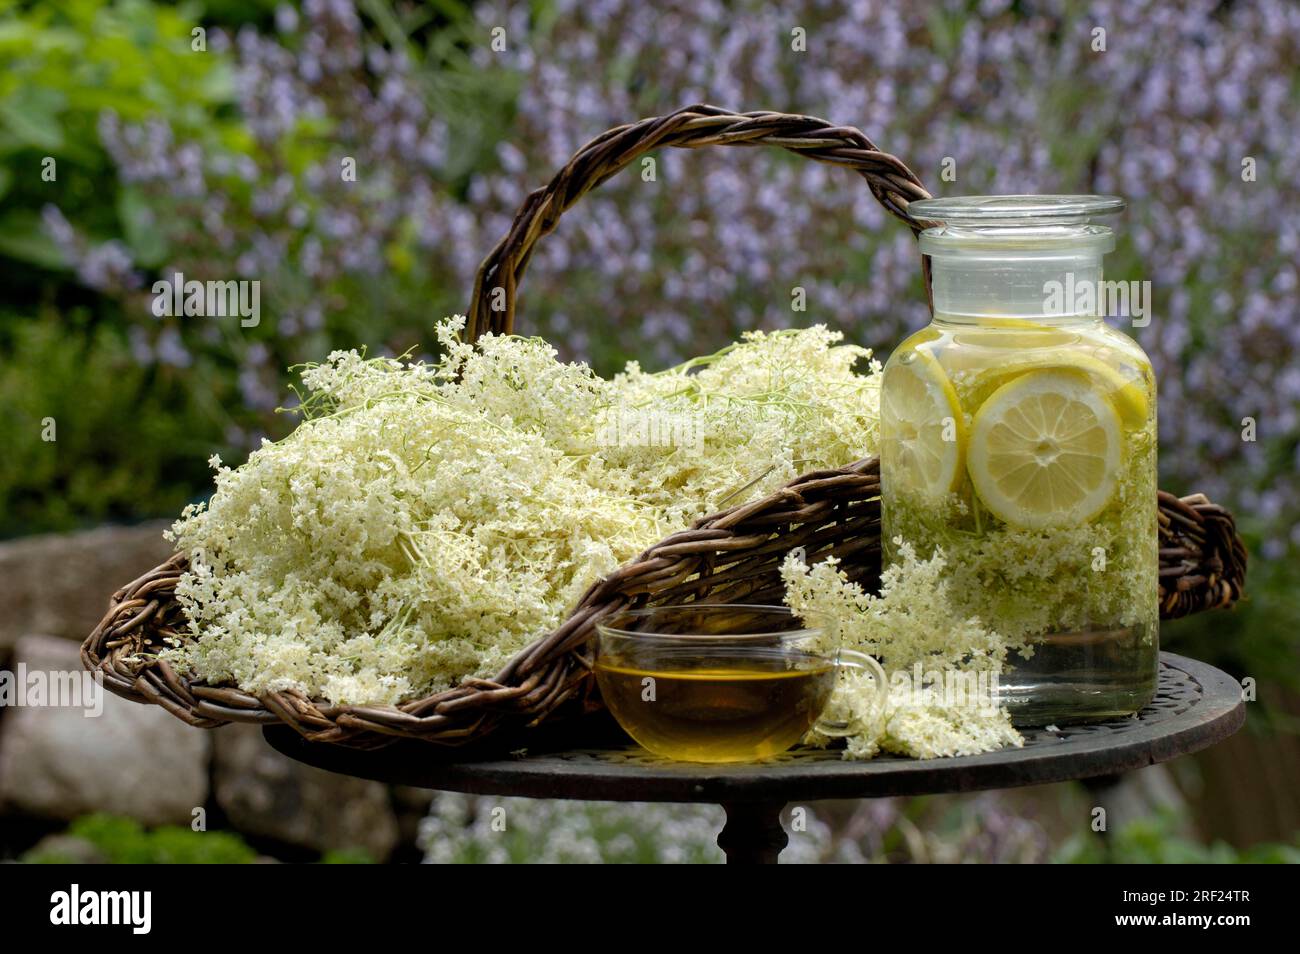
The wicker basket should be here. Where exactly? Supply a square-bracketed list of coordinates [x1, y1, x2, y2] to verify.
[82, 105, 1248, 749]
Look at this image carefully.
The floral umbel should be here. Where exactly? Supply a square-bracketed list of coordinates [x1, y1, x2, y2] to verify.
[163, 319, 881, 706]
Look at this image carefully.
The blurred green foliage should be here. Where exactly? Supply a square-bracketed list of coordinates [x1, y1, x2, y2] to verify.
[0, 0, 241, 536]
[1163, 549, 1300, 715]
[318, 847, 377, 864]
[0, 0, 519, 538]
[23, 813, 258, 864]
[0, 0, 236, 277]
[1057, 810, 1300, 864]
[21, 813, 378, 863]
[0, 308, 217, 536]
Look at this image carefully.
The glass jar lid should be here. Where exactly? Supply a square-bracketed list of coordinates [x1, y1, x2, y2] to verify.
[914, 196, 1125, 317]
[914, 195, 1124, 256]
[910, 194, 1124, 227]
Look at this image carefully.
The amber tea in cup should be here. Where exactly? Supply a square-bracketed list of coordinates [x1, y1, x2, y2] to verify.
[593, 605, 886, 763]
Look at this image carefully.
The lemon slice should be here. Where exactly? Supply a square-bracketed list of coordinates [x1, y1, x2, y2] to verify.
[941, 319, 1150, 430]
[1065, 335, 1153, 429]
[881, 349, 965, 501]
[1062, 353, 1148, 429]
[968, 370, 1122, 529]
[969, 351, 1148, 430]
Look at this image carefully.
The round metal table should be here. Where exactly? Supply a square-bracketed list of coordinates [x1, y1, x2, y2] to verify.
[265, 653, 1245, 863]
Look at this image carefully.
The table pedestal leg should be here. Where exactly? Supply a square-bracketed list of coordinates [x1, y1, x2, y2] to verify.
[718, 801, 788, 864]
[1082, 772, 1125, 863]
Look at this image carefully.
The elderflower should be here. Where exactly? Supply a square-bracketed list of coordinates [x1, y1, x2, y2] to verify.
[781, 541, 1023, 760]
[163, 318, 881, 705]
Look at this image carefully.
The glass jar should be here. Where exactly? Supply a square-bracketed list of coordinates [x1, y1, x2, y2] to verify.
[880, 195, 1158, 725]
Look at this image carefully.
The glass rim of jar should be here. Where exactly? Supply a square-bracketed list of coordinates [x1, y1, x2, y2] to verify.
[594, 603, 831, 645]
[920, 223, 1117, 257]
[915, 195, 1123, 256]
[910, 193, 1125, 226]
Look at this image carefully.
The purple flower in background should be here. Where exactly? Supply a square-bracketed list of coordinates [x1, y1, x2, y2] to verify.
[458, 0, 1299, 548]
[42, 0, 1300, 552]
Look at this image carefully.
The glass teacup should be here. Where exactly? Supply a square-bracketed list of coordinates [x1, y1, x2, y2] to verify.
[593, 604, 887, 763]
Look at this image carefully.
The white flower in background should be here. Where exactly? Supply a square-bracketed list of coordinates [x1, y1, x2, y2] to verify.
[417, 793, 837, 864]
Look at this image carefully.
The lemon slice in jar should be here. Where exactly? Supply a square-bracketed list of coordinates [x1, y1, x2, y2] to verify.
[1060, 353, 1148, 429]
[970, 351, 1149, 430]
[967, 369, 1122, 529]
[881, 349, 965, 501]
[940, 318, 1149, 430]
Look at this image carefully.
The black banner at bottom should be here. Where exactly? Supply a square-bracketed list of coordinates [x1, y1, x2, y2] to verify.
[0, 862, 1282, 939]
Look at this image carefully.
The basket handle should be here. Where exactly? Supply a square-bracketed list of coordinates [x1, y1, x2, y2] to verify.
[466, 104, 933, 343]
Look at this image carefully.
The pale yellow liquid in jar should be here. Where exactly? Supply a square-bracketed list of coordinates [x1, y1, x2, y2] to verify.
[880, 317, 1159, 724]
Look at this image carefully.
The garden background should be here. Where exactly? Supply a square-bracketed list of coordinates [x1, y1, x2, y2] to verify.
[0, 0, 1297, 862]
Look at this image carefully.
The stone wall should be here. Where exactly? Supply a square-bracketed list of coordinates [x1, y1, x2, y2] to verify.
[0, 521, 174, 652]
[0, 523, 421, 862]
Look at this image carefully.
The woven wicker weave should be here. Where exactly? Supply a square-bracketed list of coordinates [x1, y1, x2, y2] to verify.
[82, 105, 1247, 749]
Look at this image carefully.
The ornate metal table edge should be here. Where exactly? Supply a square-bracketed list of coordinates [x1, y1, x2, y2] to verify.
[263, 653, 1244, 862]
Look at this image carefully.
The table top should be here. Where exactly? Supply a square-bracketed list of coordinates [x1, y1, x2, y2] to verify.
[264, 653, 1245, 805]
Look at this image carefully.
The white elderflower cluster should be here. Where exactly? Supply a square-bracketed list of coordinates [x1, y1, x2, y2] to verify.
[163, 317, 880, 705]
[781, 542, 1023, 760]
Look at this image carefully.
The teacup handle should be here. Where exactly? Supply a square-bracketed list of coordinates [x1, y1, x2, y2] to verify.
[815, 649, 889, 739]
